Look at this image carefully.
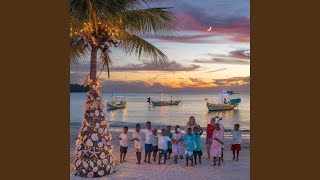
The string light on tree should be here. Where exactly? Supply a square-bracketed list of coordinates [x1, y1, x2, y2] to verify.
[72, 77, 116, 177]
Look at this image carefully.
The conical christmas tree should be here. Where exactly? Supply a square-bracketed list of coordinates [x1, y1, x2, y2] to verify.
[73, 80, 116, 177]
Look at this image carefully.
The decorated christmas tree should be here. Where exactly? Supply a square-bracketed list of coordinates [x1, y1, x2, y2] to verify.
[73, 79, 116, 177]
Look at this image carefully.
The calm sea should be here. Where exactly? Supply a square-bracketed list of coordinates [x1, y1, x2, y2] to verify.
[70, 92, 250, 132]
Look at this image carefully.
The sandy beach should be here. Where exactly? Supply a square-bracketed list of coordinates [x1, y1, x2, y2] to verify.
[70, 129, 250, 180]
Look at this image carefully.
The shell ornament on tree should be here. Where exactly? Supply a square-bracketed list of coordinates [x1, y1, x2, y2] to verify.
[73, 83, 116, 177]
[86, 139, 93, 146]
[98, 142, 103, 147]
[98, 128, 103, 134]
[91, 133, 99, 141]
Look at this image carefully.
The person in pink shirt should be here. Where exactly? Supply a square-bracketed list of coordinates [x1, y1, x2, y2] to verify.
[210, 123, 224, 166]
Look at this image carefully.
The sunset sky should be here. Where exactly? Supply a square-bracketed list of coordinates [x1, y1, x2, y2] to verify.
[70, 0, 250, 93]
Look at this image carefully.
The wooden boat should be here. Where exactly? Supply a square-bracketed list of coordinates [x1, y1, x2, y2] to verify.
[148, 94, 181, 106]
[106, 96, 126, 110]
[151, 100, 181, 106]
[205, 91, 241, 111]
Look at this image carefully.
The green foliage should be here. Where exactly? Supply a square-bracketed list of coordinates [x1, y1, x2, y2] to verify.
[70, 0, 178, 78]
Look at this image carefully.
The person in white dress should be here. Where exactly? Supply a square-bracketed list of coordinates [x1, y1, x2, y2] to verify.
[214, 116, 225, 161]
[132, 124, 144, 164]
[172, 125, 184, 164]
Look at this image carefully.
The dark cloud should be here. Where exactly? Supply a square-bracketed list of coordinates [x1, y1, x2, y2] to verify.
[110, 61, 200, 72]
[193, 58, 249, 65]
[206, 68, 227, 73]
[193, 49, 250, 65]
[229, 49, 250, 59]
[144, 33, 221, 44]
[71, 61, 200, 73]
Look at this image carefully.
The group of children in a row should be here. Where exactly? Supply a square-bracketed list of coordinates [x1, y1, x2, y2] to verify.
[118, 116, 242, 166]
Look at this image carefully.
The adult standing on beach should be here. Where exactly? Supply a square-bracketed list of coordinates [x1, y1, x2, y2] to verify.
[206, 117, 216, 159]
[185, 116, 199, 133]
[144, 121, 154, 163]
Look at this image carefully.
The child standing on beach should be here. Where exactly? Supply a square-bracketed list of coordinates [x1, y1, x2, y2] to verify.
[231, 124, 242, 161]
[211, 123, 224, 166]
[132, 123, 144, 164]
[206, 118, 216, 159]
[184, 128, 196, 166]
[193, 126, 203, 165]
[165, 126, 173, 159]
[172, 125, 184, 164]
[118, 126, 129, 163]
[152, 128, 158, 162]
[144, 121, 154, 163]
[158, 129, 172, 164]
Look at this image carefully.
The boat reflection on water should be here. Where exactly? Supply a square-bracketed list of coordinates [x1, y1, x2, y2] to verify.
[108, 107, 128, 123]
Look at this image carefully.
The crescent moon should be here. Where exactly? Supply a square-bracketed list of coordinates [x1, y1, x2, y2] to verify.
[206, 26, 212, 31]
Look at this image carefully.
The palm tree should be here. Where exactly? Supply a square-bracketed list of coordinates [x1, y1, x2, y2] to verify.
[70, 0, 178, 80]
[70, 0, 178, 177]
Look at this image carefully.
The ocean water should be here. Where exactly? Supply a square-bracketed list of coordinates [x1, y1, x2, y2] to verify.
[70, 92, 250, 132]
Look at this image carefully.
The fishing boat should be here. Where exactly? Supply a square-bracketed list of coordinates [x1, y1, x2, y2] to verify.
[205, 91, 241, 111]
[148, 94, 181, 106]
[106, 96, 126, 110]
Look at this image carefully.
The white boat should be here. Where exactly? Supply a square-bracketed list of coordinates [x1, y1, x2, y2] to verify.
[106, 96, 126, 110]
[205, 91, 241, 111]
[148, 94, 181, 106]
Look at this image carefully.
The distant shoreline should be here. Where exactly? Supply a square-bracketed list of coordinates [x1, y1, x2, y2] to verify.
[70, 84, 89, 92]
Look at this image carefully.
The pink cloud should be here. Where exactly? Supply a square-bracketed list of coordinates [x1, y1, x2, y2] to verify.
[145, 12, 250, 43]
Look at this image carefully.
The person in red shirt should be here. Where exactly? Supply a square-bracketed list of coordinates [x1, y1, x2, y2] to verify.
[206, 117, 216, 159]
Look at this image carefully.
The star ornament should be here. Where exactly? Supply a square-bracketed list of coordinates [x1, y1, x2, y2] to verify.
[90, 148, 99, 158]
[83, 147, 90, 156]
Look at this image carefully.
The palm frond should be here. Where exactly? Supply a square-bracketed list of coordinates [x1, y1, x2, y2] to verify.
[70, 0, 155, 32]
[121, 7, 178, 36]
[100, 48, 112, 78]
[118, 32, 169, 66]
[70, 36, 89, 65]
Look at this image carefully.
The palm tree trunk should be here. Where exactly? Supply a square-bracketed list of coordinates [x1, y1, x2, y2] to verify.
[90, 46, 98, 83]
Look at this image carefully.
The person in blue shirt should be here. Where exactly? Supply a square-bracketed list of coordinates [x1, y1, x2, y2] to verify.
[183, 128, 196, 166]
[193, 126, 203, 165]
